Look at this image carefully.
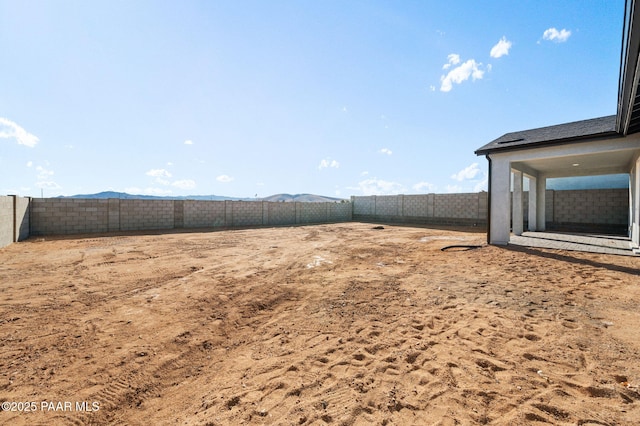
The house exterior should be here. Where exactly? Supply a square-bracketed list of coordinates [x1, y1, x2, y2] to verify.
[476, 0, 640, 252]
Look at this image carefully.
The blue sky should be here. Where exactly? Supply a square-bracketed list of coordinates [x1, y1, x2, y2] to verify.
[0, 0, 624, 198]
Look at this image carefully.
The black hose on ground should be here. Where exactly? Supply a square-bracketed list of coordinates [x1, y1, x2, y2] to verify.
[440, 245, 483, 252]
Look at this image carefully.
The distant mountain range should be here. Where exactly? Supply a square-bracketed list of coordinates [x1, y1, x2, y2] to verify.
[59, 191, 346, 203]
[58, 176, 629, 202]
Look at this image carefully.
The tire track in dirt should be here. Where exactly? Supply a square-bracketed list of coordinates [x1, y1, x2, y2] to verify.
[2, 224, 639, 425]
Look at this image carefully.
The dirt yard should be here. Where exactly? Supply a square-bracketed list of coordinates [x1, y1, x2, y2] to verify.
[0, 222, 639, 425]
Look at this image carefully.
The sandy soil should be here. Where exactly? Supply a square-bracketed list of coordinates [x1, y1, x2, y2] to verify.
[0, 222, 639, 425]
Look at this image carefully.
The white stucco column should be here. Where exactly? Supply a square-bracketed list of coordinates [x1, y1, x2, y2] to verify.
[528, 176, 537, 231]
[489, 156, 511, 245]
[536, 176, 547, 231]
[632, 158, 640, 249]
[512, 170, 523, 235]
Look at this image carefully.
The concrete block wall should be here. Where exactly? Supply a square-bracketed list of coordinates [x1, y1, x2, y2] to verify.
[329, 202, 353, 222]
[29, 198, 353, 236]
[403, 194, 432, 217]
[373, 195, 403, 217]
[229, 201, 263, 227]
[119, 199, 174, 231]
[351, 193, 487, 226]
[7, 189, 629, 241]
[520, 189, 628, 229]
[183, 200, 227, 228]
[108, 199, 120, 231]
[352, 196, 375, 215]
[30, 198, 110, 235]
[433, 193, 483, 219]
[266, 202, 297, 226]
[299, 202, 328, 223]
[15, 196, 30, 241]
[551, 188, 628, 226]
[353, 189, 625, 230]
[0, 196, 14, 248]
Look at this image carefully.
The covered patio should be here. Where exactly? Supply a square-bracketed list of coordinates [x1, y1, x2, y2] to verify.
[476, 0, 640, 254]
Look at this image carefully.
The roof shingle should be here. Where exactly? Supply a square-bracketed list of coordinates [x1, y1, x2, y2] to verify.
[475, 115, 618, 156]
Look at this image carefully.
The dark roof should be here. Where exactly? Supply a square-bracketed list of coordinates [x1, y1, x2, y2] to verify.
[475, 115, 618, 156]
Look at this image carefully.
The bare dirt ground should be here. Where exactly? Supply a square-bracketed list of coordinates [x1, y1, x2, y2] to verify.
[1, 222, 639, 425]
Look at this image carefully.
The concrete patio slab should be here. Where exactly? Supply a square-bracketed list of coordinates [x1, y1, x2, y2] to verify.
[509, 231, 638, 256]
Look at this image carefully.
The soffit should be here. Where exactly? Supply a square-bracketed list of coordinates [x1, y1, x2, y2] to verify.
[512, 149, 638, 178]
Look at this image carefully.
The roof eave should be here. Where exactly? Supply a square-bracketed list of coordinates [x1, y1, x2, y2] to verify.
[474, 131, 621, 157]
[617, 0, 640, 135]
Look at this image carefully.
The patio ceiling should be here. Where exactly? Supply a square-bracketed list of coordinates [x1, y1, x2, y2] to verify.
[511, 147, 640, 178]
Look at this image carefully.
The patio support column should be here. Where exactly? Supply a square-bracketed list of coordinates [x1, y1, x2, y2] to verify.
[512, 170, 524, 235]
[528, 176, 537, 231]
[536, 176, 547, 231]
[488, 155, 511, 245]
[632, 157, 640, 249]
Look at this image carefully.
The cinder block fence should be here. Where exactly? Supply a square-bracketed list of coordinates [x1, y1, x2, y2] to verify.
[28, 198, 353, 237]
[0, 188, 631, 249]
[351, 189, 629, 232]
[0, 195, 30, 248]
[351, 193, 488, 227]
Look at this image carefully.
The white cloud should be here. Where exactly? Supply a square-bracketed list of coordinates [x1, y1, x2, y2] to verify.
[184, 140, 194, 145]
[350, 178, 406, 196]
[429, 85, 436, 92]
[146, 168, 172, 178]
[145, 187, 173, 196]
[0, 117, 39, 147]
[412, 181, 436, 193]
[172, 179, 196, 190]
[217, 174, 234, 183]
[125, 186, 173, 196]
[446, 184, 463, 193]
[318, 158, 340, 170]
[474, 175, 488, 192]
[36, 181, 61, 190]
[36, 166, 54, 180]
[440, 58, 485, 92]
[361, 171, 369, 176]
[34, 166, 60, 190]
[442, 53, 460, 70]
[26, 161, 33, 167]
[490, 36, 512, 58]
[543, 27, 571, 43]
[451, 163, 481, 181]
[379, 148, 393, 155]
